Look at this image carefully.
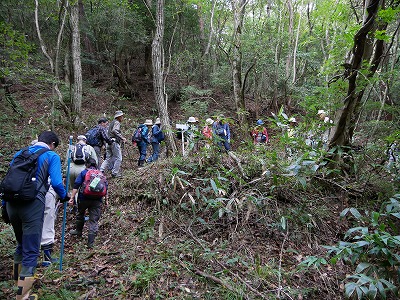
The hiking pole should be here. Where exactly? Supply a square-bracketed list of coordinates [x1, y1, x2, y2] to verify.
[59, 135, 73, 271]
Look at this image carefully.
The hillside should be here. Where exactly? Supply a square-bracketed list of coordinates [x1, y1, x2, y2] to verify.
[0, 78, 398, 300]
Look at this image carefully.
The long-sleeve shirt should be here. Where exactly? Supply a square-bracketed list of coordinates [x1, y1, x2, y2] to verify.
[108, 119, 125, 143]
[12, 142, 67, 200]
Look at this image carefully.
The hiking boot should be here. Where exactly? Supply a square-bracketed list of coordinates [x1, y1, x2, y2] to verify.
[87, 233, 96, 249]
[70, 220, 84, 237]
[16, 276, 37, 300]
[70, 229, 82, 237]
[41, 243, 58, 267]
[138, 160, 145, 168]
[111, 173, 122, 178]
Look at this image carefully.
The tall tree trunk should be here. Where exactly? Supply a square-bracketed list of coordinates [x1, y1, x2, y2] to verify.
[70, 3, 83, 126]
[78, 0, 95, 75]
[329, 0, 386, 151]
[34, 0, 70, 128]
[231, 0, 248, 127]
[152, 0, 177, 155]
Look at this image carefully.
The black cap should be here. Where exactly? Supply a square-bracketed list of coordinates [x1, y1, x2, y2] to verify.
[98, 117, 108, 124]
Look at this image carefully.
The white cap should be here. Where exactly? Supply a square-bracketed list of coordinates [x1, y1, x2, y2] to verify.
[317, 110, 326, 115]
[289, 117, 297, 123]
[77, 135, 87, 141]
[206, 118, 214, 125]
[187, 116, 197, 123]
[144, 119, 153, 125]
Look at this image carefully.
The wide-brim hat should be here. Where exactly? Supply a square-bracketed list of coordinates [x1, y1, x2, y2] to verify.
[187, 116, 197, 123]
[317, 110, 326, 115]
[144, 119, 153, 125]
[206, 118, 214, 125]
[114, 110, 124, 118]
[154, 117, 161, 125]
[77, 135, 87, 141]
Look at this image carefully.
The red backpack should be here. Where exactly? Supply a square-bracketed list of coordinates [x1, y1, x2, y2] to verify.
[81, 169, 107, 199]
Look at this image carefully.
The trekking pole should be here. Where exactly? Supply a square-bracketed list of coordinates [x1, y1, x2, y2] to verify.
[59, 135, 73, 271]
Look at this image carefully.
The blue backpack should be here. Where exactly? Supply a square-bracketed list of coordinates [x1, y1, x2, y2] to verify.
[85, 126, 101, 146]
[154, 126, 165, 142]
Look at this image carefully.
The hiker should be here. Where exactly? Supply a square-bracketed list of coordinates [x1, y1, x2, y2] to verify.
[85, 117, 113, 165]
[213, 116, 231, 151]
[287, 117, 297, 138]
[317, 109, 333, 149]
[2, 131, 68, 299]
[29, 139, 59, 267]
[67, 135, 98, 193]
[132, 119, 152, 167]
[69, 158, 107, 248]
[251, 119, 269, 144]
[40, 185, 58, 266]
[147, 117, 164, 163]
[286, 118, 298, 159]
[185, 116, 199, 153]
[100, 110, 127, 177]
[387, 141, 399, 177]
[202, 118, 214, 148]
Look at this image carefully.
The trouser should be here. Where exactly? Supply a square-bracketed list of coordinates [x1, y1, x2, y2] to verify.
[7, 199, 45, 275]
[217, 139, 230, 151]
[41, 187, 56, 246]
[137, 141, 148, 162]
[100, 142, 122, 176]
[76, 199, 102, 235]
[93, 145, 102, 166]
[147, 142, 160, 162]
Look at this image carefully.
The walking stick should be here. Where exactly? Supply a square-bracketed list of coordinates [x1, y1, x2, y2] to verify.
[59, 135, 73, 271]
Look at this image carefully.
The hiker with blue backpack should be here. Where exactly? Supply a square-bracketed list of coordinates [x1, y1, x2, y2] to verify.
[100, 110, 127, 178]
[132, 119, 153, 167]
[85, 117, 113, 165]
[147, 117, 165, 163]
[213, 115, 231, 152]
[0, 131, 69, 300]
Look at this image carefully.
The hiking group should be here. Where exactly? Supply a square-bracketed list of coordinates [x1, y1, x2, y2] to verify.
[2, 108, 397, 300]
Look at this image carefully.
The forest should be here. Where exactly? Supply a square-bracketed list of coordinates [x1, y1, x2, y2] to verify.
[0, 0, 399, 299]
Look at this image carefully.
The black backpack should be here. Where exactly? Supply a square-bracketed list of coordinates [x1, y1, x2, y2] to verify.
[71, 143, 89, 165]
[0, 147, 50, 201]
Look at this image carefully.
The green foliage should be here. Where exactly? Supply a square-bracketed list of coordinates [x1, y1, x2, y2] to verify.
[129, 260, 162, 294]
[0, 21, 33, 79]
[301, 194, 400, 299]
[180, 85, 212, 117]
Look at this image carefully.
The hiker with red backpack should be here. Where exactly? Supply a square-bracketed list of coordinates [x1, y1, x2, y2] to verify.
[69, 158, 107, 248]
[251, 119, 269, 144]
